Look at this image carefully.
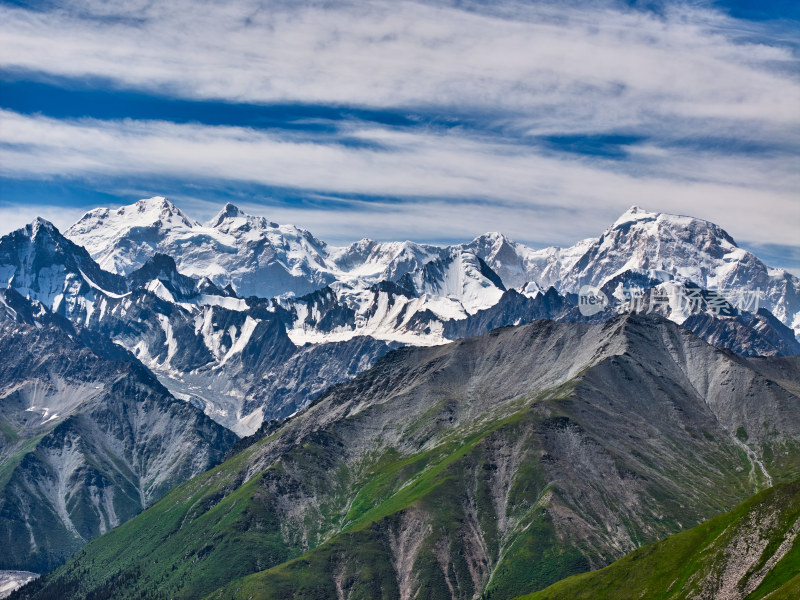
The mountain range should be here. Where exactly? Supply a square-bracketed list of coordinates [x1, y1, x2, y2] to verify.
[65, 198, 800, 343]
[1, 196, 799, 595]
[2, 197, 797, 438]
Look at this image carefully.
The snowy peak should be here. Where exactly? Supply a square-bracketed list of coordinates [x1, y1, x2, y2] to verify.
[211, 202, 245, 224]
[29, 216, 59, 237]
[569, 206, 748, 292]
[607, 205, 738, 249]
[464, 231, 537, 289]
[410, 248, 505, 314]
[73, 196, 197, 232]
[65, 197, 199, 275]
[331, 239, 441, 283]
[68, 198, 337, 298]
[126, 196, 197, 228]
[7, 218, 89, 270]
[0, 218, 130, 320]
[127, 253, 199, 300]
[1, 217, 120, 284]
[207, 202, 269, 229]
[210, 209, 323, 253]
[466, 232, 518, 263]
[18, 217, 67, 250]
[469, 231, 511, 247]
[611, 205, 656, 228]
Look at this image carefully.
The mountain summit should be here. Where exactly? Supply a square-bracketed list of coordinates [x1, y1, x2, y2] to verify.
[65, 197, 199, 276]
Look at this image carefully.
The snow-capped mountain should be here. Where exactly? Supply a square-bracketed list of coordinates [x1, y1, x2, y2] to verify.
[66, 198, 333, 298]
[65, 197, 199, 274]
[66, 198, 800, 342]
[508, 206, 800, 337]
[0, 219, 397, 435]
[330, 238, 443, 284]
[66, 197, 511, 317]
[463, 231, 593, 291]
[0, 217, 128, 318]
[3, 198, 798, 436]
[0, 217, 242, 326]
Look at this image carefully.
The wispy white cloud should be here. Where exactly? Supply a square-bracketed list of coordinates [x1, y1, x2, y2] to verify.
[1, 1, 798, 127]
[0, 108, 796, 249]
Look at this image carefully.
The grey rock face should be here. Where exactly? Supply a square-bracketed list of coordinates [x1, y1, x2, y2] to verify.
[0, 290, 236, 572]
[228, 315, 800, 596]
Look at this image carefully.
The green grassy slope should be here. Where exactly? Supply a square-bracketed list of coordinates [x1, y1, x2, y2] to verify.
[517, 480, 800, 600]
[205, 406, 594, 600]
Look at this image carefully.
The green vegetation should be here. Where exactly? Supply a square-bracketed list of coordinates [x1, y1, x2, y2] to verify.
[207, 409, 574, 600]
[763, 440, 800, 485]
[0, 433, 45, 491]
[737, 426, 749, 442]
[18, 393, 587, 600]
[517, 480, 800, 600]
[0, 420, 20, 443]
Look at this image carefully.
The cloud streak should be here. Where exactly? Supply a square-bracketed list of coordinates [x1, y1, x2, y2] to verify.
[0, 107, 797, 249]
[2, 1, 798, 125]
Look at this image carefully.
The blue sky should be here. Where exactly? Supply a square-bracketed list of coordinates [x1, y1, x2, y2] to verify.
[0, 0, 798, 271]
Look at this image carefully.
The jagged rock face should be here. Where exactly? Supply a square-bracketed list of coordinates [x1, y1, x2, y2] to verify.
[280, 279, 798, 358]
[682, 309, 800, 357]
[64, 285, 396, 435]
[0, 218, 127, 321]
[441, 287, 572, 339]
[0, 291, 237, 573]
[126, 254, 205, 301]
[21, 315, 800, 600]
[238, 335, 401, 421]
